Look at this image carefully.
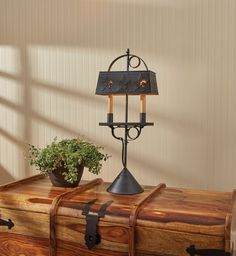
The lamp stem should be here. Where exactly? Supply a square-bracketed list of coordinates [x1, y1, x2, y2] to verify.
[126, 48, 130, 71]
[123, 94, 128, 168]
[123, 48, 130, 169]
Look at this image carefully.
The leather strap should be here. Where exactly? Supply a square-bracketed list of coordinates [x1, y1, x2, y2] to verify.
[49, 178, 103, 256]
[128, 183, 166, 256]
[225, 213, 232, 252]
[230, 189, 236, 255]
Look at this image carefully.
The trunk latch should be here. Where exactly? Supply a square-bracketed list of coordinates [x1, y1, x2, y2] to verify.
[0, 218, 14, 229]
[186, 245, 231, 256]
[82, 199, 113, 250]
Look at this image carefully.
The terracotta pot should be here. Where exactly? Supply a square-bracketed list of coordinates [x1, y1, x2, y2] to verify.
[49, 165, 84, 188]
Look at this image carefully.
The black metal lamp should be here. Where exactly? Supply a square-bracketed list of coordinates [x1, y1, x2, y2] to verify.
[96, 49, 158, 195]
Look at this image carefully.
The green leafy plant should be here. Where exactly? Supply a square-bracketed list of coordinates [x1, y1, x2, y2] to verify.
[28, 138, 109, 184]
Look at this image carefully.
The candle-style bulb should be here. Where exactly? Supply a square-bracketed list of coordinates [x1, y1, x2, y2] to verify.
[140, 95, 146, 123]
[107, 95, 113, 123]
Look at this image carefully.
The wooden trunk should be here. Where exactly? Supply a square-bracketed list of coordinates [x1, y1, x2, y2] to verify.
[0, 175, 235, 256]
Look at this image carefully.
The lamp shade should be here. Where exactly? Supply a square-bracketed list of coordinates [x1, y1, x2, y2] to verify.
[96, 70, 158, 95]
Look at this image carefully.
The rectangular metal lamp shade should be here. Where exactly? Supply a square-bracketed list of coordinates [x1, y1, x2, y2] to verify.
[96, 71, 158, 95]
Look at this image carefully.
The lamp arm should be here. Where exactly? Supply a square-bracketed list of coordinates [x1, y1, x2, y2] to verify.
[110, 126, 126, 168]
[111, 127, 123, 141]
[109, 125, 144, 168]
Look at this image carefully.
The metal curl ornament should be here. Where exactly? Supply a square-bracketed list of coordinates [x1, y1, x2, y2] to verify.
[110, 125, 142, 142]
[128, 55, 141, 69]
[108, 51, 148, 72]
[111, 126, 124, 141]
[127, 127, 142, 141]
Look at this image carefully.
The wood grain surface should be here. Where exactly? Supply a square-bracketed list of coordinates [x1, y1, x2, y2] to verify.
[0, 233, 49, 256]
[0, 208, 49, 238]
[0, 176, 234, 256]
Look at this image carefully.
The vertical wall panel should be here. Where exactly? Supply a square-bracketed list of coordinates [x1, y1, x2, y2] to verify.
[0, 0, 235, 191]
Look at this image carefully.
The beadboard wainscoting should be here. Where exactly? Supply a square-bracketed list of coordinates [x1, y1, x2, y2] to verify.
[0, 0, 235, 190]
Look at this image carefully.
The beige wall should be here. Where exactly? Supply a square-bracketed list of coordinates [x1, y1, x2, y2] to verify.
[0, 0, 235, 191]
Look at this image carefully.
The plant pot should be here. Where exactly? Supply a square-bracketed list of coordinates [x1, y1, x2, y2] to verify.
[49, 165, 84, 188]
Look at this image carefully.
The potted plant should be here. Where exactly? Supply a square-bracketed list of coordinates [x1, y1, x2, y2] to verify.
[28, 138, 109, 187]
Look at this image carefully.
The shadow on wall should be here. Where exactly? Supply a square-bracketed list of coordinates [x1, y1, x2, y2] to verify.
[0, 0, 235, 189]
[0, 164, 14, 184]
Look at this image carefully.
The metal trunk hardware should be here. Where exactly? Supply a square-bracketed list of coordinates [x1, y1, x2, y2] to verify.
[186, 245, 231, 256]
[0, 218, 14, 229]
[82, 199, 113, 250]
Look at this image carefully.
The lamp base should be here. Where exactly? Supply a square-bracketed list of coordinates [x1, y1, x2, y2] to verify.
[107, 168, 144, 195]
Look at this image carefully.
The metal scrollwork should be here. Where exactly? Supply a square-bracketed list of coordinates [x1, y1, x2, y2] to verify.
[110, 126, 126, 167]
[128, 55, 141, 69]
[110, 126, 143, 142]
[110, 125, 143, 168]
[111, 126, 123, 141]
[108, 49, 149, 72]
[127, 127, 142, 141]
